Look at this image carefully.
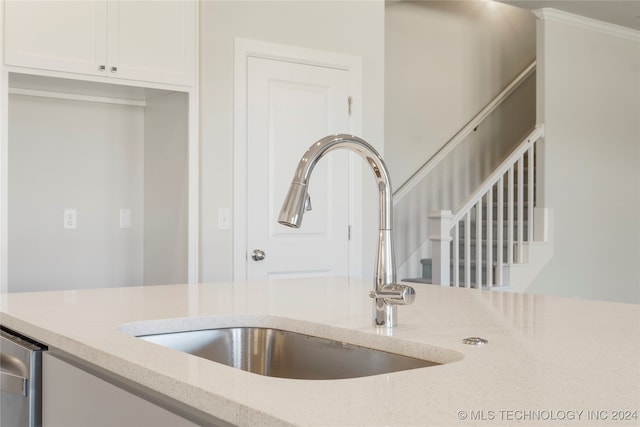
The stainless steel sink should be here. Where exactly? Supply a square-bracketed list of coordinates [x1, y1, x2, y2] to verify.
[137, 327, 439, 380]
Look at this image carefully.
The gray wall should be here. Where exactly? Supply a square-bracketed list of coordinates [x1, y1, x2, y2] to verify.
[528, 10, 640, 303]
[144, 92, 189, 285]
[8, 94, 145, 291]
[393, 76, 536, 279]
[7, 87, 189, 292]
[198, 1, 385, 282]
[385, 1, 536, 186]
[385, 1, 537, 279]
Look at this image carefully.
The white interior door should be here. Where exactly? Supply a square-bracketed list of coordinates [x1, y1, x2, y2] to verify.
[246, 57, 351, 280]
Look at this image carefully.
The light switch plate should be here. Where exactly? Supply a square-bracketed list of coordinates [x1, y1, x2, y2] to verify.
[120, 209, 132, 229]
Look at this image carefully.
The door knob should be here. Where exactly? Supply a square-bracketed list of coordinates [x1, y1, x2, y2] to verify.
[251, 249, 266, 261]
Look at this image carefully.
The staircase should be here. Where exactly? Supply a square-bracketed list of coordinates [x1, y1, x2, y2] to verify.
[393, 61, 547, 291]
[418, 155, 532, 286]
[419, 124, 544, 289]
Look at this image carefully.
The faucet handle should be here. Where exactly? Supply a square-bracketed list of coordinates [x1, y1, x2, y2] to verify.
[369, 284, 416, 305]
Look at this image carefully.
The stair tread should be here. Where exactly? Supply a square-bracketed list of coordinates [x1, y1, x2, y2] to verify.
[401, 278, 434, 284]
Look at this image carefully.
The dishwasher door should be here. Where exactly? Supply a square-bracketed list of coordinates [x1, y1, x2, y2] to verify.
[1, 327, 46, 427]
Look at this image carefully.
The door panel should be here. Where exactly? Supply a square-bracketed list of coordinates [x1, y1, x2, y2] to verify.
[247, 57, 350, 280]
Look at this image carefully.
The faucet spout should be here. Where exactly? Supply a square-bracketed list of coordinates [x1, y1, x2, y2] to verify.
[278, 134, 415, 328]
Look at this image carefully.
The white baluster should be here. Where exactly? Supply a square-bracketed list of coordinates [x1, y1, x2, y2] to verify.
[496, 176, 504, 286]
[475, 200, 482, 289]
[487, 187, 494, 288]
[507, 166, 514, 265]
[453, 222, 460, 287]
[517, 156, 524, 263]
[464, 211, 471, 288]
[528, 143, 535, 242]
[428, 210, 453, 286]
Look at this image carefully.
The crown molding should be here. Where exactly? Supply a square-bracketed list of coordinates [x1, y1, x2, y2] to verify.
[534, 8, 640, 42]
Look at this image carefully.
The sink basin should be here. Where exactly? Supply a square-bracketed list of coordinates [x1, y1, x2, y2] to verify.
[137, 327, 439, 380]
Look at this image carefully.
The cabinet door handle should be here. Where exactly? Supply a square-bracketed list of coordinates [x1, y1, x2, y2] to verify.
[99, 65, 106, 71]
[110, 66, 118, 73]
[1, 352, 28, 397]
[0, 371, 27, 397]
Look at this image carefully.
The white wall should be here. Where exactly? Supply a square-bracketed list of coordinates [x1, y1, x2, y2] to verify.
[199, 1, 385, 282]
[1, 4, 7, 290]
[8, 94, 145, 291]
[528, 10, 640, 304]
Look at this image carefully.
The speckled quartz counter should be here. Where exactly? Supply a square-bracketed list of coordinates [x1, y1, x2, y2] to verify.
[1, 278, 639, 426]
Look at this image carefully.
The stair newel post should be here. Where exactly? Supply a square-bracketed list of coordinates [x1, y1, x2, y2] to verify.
[429, 210, 453, 286]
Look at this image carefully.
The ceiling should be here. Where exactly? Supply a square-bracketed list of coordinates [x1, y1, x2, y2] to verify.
[497, 1, 640, 30]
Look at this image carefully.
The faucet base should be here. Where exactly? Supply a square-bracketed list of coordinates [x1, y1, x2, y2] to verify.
[370, 283, 416, 328]
[373, 300, 397, 328]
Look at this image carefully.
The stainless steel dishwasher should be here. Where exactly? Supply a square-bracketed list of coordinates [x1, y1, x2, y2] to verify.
[1, 327, 47, 427]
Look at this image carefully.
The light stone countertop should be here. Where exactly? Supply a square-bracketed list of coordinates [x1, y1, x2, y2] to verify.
[1, 277, 639, 426]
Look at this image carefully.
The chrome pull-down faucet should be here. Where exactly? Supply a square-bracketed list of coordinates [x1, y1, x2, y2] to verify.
[278, 134, 415, 328]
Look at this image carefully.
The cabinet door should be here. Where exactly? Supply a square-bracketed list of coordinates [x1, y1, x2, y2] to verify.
[107, 1, 196, 86]
[42, 353, 205, 427]
[4, 0, 107, 76]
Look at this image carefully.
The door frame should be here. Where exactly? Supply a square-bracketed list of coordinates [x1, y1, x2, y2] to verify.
[233, 38, 363, 281]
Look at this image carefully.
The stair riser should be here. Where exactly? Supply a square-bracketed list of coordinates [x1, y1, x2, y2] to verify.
[457, 223, 530, 241]
[490, 186, 532, 197]
[479, 204, 532, 219]
[452, 244, 514, 262]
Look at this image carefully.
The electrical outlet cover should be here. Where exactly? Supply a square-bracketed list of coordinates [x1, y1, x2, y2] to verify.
[64, 209, 77, 229]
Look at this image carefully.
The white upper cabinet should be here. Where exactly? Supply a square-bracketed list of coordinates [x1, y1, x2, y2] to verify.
[4, 1, 108, 76]
[106, 1, 195, 86]
[4, 1, 196, 87]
